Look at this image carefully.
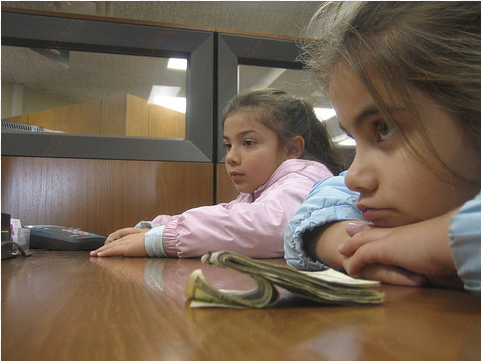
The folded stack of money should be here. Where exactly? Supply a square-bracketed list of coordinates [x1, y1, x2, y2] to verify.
[185, 251, 385, 308]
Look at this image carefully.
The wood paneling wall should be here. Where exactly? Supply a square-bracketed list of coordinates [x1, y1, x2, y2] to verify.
[6, 100, 103, 134]
[149, 103, 186, 138]
[1, 156, 213, 236]
[3, 94, 185, 138]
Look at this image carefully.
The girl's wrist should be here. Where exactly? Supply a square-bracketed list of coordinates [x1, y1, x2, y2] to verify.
[144, 226, 168, 257]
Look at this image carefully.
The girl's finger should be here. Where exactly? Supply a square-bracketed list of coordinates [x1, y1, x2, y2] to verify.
[356, 264, 426, 287]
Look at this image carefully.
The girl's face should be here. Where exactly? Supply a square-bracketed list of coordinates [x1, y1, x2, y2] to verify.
[330, 63, 481, 227]
[223, 111, 291, 194]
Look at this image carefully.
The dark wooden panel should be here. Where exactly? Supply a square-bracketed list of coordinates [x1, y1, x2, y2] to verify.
[1, 156, 213, 235]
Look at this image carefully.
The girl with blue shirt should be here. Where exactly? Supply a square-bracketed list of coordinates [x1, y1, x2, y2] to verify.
[285, 2, 481, 296]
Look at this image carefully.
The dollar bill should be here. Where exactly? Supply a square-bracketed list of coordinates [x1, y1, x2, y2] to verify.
[185, 251, 384, 308]
[185, 269, 279, 308]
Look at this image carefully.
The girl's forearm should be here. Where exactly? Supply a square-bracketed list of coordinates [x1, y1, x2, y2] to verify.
[305, 221, 365, 270]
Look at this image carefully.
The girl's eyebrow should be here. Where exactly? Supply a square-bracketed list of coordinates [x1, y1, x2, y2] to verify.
[354, 106, 381, 126]
[339, 105, 381, 135]
[223, 130, 259, 140]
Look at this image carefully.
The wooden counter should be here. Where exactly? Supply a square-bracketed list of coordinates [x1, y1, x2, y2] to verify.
[2, 251, 480, 361]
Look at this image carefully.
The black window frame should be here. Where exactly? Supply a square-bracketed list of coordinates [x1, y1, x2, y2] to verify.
[1, 10, 214, 162]
[216, 33, 303, 163]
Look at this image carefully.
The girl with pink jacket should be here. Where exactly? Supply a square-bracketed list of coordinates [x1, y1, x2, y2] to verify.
[91, 88, 343, 258]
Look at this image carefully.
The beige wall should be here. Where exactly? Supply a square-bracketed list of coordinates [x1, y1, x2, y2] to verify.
[2, 81, 79, 119]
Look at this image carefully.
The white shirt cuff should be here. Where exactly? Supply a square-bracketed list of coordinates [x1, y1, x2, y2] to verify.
[144, 226, 168, 258]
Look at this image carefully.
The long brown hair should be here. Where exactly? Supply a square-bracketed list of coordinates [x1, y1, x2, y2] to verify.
[302, 1, 481, 182]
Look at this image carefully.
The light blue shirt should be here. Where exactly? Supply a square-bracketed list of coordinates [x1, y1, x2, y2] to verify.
[449, 191, 481, 296]
[284, 171, 361, 270]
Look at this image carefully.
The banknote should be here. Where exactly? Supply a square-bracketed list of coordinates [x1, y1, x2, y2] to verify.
[185, 251, 384, 308]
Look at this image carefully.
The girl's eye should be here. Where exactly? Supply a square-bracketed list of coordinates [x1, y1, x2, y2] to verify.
[244, 140, 255, 147]
[223, 143, 232, 150]
[374, 120, 396, 141]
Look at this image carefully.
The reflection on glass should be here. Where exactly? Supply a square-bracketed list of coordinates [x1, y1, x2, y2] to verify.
[1, 46, 187, 139]
[238, 64, 355, 147]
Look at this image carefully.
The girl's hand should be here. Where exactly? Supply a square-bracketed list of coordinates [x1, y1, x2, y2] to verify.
[348, 263, 426, 287]
[339, 223, 425, 286]
[338, 216, 458, 286]
[90, 228, 150, 257]
[104, 227, 145, 244]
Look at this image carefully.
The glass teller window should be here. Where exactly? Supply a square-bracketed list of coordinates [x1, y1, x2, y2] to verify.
[1, 11, 213, 162]
[238, 64, 351, 147]
[2, 46, 188, 139]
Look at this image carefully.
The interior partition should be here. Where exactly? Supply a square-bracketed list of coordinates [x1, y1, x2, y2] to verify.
[1, 156, 213, 236]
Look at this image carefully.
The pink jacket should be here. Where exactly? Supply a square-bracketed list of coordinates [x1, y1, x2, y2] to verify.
[149, 159, 333, 258]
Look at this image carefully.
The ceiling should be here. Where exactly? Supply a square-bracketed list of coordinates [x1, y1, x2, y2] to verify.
[1, 1, 324, 37]
[2, 1, 347, 143]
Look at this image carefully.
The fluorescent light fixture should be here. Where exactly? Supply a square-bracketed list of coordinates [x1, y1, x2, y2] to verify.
[167, 58, 187, 70]
[332, 134, 356, 147]
[338, 138, 357, 147]
[151, 96, 186, 113]
[148, 85, 186, 113]
[314, 107, 337, 121]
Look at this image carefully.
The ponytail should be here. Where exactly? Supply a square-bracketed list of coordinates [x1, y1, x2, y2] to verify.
[301, 103, 345, 175]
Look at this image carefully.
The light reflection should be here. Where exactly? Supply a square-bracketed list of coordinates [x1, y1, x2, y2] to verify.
[151, 96, 186, 114]
[168, 58, 188, 71]
[314, 107, 337, 122]
[310, 328, 362, 361]
[148, 85, 186, 113]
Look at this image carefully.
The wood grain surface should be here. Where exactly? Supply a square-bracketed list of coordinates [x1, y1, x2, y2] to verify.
[2, 251, 480, 361]
[1, 156, 213, 236]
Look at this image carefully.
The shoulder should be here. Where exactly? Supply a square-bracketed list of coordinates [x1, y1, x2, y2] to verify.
[288, 171, 362, 234]
[276, 159, 333, 180]
[307, 171, 355, 200]
[264, 160, 332, 192]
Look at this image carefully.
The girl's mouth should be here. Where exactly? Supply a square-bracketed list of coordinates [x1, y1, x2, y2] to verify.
[357, 203, 394, 224]
[230, 172, 244, 181]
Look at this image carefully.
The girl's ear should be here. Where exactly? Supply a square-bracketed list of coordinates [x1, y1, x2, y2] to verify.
[286, 135, 305, 159]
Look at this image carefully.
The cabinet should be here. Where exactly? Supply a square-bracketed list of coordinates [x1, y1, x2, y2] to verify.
[4, 93, 185, 138]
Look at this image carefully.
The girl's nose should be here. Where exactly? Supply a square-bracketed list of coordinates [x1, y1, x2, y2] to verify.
[225, 147, 240, 166]
[344, 150, 378, 194]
